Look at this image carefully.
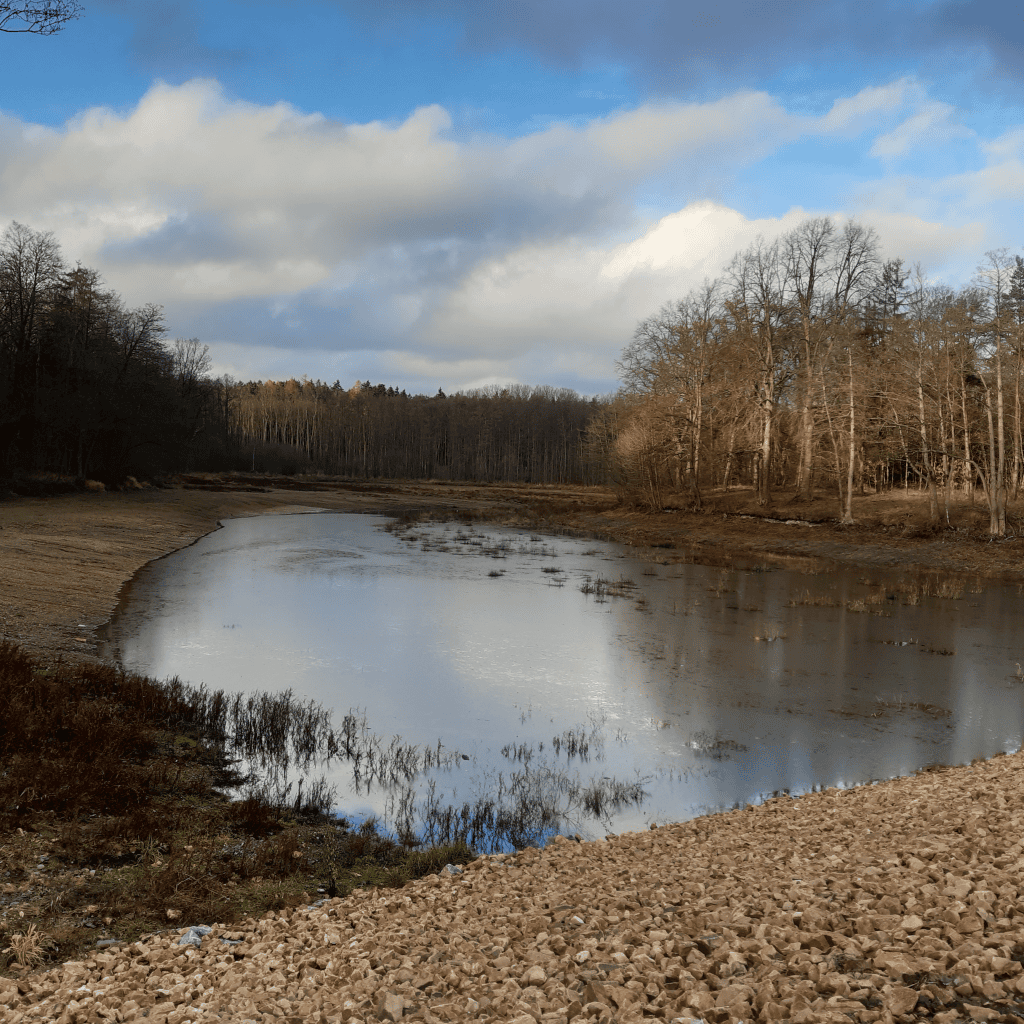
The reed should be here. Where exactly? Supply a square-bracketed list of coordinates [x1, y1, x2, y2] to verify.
[0, 642, 473, 974]
[579, 576, 637, 599]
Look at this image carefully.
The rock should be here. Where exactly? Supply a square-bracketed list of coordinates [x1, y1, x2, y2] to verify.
[963, 1004, 999, 1021]
[441, 863, 464, 876]
[885, 986, 918, 1015]
[945, 877, 973, 900]
[521, 965, 546, 986]
[22, 746, 1024, 1024]
[378, 991, 405, 1021]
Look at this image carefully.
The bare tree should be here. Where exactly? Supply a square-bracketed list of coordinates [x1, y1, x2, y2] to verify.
[972, 249, 1017, 536]
[0, 1, 82, 34]
[784, 218, 878, 501]
[618, 281, 726, 508]
[726, 236, 794, 506]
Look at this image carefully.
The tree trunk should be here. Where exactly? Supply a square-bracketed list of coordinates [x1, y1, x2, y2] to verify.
[758, 398, 773, 506]
[917, 372, 939, 523]
[842, 351, 856, 523]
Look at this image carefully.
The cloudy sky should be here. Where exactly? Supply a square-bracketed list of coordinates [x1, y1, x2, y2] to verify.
[1, 1, 1022, 394]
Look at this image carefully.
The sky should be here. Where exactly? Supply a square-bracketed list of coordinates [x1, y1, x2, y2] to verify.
[1, 1, 1022, 396]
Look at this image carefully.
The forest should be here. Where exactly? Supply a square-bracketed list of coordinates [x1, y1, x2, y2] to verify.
[0, 221, 603, 487]
[3, 217, 1024, 536]
[609, 217, 1024, 537]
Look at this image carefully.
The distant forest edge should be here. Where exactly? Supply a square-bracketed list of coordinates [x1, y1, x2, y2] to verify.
[3, 218, 1024, 536]
[0, 221, 605, 487]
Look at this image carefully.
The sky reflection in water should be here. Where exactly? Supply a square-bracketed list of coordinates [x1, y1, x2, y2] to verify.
[102, 512, 1024, 840]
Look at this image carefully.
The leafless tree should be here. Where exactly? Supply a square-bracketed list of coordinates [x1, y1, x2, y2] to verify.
[0, 1, 82, 34]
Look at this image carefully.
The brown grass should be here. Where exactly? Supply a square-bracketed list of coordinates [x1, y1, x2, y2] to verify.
[0, 642, 472, 976]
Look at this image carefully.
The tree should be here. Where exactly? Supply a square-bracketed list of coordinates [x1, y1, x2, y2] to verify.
[726, 236, 794, 506]
[0, 1, 82, 34]
[783, 218, 878, 501]
[618, 282, 727, 508]
[0, 221, 65, 472]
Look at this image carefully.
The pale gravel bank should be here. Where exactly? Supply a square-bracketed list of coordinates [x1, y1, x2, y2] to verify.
[4, 748, 1024, 1024]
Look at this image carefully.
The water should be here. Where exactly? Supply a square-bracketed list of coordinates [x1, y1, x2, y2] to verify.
[100, 511, 1024, 845]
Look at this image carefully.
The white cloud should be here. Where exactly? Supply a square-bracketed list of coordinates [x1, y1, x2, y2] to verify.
[421, 202, 820, 359]
[869, 100, 973, 159]
[817, 78, 915, 135]
[856, 209, 986, 271]
[0, 77, 1018, 391]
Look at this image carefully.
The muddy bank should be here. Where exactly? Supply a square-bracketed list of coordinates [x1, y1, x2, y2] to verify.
[3, 475, 1023, 667]
[6, 749, 1024, 1023]
[0, 478, 520, 665]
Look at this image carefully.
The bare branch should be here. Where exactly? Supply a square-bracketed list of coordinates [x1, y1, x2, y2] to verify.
[0, 2, 82, 35]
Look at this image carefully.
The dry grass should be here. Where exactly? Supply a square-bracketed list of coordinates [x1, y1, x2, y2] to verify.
[579, 576, 637, 599]
[0, 642, 473, 977]
[2, 925, 46, 969]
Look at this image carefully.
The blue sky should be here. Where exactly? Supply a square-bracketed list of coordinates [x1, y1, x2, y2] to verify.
[1, 0, 1022, 395]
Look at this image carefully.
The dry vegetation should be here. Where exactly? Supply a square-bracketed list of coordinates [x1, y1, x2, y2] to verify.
[7, 752, 1024, 1024]
[0, 642, 474, 978]
[4, 476, 1024, 1021]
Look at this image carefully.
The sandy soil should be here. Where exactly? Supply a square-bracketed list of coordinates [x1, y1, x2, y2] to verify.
[2, 475, 1022, 666]
[5, 749, 1024, 1023]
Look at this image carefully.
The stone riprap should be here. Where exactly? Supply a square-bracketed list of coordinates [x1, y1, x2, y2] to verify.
[4, 751, 1024, 1024]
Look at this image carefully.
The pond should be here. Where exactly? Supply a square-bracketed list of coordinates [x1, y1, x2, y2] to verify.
[100, 511, 1024, 848]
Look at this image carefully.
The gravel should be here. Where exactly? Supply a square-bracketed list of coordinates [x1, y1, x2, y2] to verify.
[4, 750, 1024, 1023]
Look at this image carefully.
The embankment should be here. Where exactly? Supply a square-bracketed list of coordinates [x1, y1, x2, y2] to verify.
[4, 750, 1024, 1022]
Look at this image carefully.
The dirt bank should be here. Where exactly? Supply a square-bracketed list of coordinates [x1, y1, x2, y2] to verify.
[3, 474, 1023, 667]
[0, 477, 521, 665]
[5, 474, 1024, 1023]
[5, 750, 1024, 1023]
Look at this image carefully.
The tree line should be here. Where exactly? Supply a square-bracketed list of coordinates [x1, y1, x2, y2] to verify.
[227, 379, 605, 484]
[0, 222, 221, 481]
[0, 221, 605, 486]
[9, 213, 1022, 531]
[611, 217, 1024, 536]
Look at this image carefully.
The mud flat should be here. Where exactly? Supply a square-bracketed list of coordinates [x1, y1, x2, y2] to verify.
[0, 478, 520, 665]
[5, 749, 1024, 1023]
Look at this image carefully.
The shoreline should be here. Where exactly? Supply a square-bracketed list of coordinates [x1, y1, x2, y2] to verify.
[7, 748, 1024, 1022]
[4, 474, 1024, 668]
[5, 475, 1024, 1021]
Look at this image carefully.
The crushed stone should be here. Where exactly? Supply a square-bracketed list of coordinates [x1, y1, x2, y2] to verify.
[5, 751, 1024, 1023]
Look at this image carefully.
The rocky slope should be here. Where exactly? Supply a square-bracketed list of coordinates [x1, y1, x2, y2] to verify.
[4, 749, 1024, 1024]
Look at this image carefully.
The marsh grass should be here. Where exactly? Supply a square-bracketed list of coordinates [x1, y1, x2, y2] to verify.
[387, 765, 650, 853]
[502, 723, 604, 766]
[0, 642, 473, 976]
[579, 576, 637, 599]
[686, 731, 748, 760]
[788, 590, 841, 608]
[0, 641, 657, 974]
[384, 519, 558, 562]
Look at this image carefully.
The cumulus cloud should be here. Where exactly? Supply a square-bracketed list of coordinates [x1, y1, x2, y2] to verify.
[0, 76, 1018, 391]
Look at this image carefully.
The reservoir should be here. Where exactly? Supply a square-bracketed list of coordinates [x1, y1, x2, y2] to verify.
[101, 511, 1024, 847]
